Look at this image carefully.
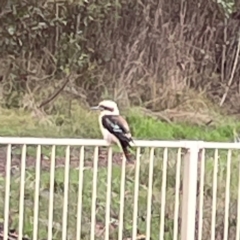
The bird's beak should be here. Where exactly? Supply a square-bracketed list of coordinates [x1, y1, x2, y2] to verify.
[90, 106, 100, 110]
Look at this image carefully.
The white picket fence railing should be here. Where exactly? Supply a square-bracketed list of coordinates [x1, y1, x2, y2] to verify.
[0, 137, 240, 240]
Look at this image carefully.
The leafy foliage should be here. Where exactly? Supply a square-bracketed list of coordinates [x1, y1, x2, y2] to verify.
[0, 0, 240, 116]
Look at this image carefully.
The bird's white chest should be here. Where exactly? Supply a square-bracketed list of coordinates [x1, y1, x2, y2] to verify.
[98, 116, 118, 144]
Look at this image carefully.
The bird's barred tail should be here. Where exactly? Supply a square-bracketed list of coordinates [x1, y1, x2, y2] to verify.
[122, 146, 132, 162]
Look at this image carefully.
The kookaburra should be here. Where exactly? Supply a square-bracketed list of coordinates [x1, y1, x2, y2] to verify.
[90, 100, 134, 162]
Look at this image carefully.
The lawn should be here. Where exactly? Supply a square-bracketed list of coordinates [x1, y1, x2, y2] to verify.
[0, 103, 239, 239]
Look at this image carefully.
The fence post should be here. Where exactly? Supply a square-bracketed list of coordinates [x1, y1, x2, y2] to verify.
[181, 143, 199, 240]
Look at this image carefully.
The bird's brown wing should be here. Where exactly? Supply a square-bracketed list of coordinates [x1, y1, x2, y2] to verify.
[101, 115, 132, 140]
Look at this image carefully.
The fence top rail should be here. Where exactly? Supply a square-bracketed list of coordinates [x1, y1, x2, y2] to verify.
[0, 137, 240, 149]
[0, 137, 187, 147]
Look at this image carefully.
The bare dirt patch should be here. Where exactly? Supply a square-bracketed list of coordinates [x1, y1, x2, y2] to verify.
[0, 147, 135, 176]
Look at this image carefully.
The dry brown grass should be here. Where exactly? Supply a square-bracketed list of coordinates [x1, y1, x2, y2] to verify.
[0, 0, 239, 119]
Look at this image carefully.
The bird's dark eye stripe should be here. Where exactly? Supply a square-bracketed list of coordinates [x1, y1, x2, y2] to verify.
[99, 105, 114, 112]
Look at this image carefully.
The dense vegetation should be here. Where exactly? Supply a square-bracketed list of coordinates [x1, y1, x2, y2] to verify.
[0, 0, 240, 120]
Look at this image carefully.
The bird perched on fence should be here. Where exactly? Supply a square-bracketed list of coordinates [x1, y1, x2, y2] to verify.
[90, 100, 134, 162]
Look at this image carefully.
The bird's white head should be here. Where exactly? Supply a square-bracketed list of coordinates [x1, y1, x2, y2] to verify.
[90, 100, 120, 115]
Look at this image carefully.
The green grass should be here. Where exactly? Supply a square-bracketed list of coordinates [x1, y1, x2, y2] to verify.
[0, 149, 180, 239]
[0, 149, 239, 239]
[0, 102, 239, 239]
[0, 101, 239, 141]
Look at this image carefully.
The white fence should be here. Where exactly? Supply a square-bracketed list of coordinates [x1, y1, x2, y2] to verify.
[0, 138, 240, 240]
